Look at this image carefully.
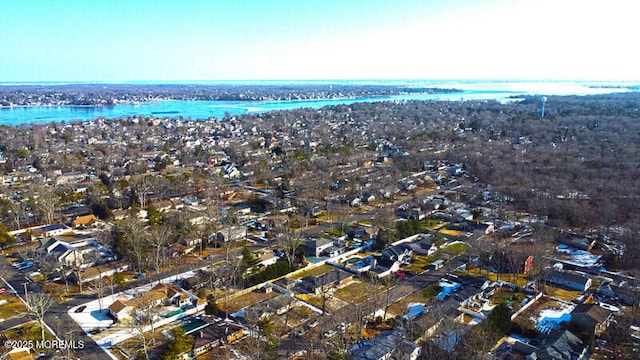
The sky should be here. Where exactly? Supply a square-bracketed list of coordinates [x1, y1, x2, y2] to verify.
[1, 0, 638, 82]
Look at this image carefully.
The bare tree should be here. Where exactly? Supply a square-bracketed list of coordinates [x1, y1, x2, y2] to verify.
[277, 219, 304, 267]
[91, 277, 110, 312]
[381, 277, 397, 321]
[133, 176, 153, 208]
[26, 292, 53, 341]
[125, 309, 151, 360]
[35, 190, 58, 225]
[119, 216, 148, 272]
[149, 224, 171, 273]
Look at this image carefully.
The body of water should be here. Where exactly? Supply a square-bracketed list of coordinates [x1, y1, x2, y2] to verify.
[1, 80, 637, 126]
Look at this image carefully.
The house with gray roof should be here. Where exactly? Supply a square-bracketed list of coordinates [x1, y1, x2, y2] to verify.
[512, 330, 589, 360]
[547, 270, 592, 292]
[351, 331, 421, 360]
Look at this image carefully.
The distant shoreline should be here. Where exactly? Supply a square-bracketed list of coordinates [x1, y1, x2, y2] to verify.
[0, 81, 637, 126]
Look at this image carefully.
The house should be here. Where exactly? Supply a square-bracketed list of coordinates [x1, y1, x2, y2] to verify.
[257, 252, 278, 267]
[179, 270, 216, 291]
[547, 270, 592, 292]
[71, 214, 98, 229]
[322, 244, 345, 258]
[216, 226, 247, 243]
[351, 331, 421, 360]
[597, 281, 639, 306]
[244, 293, 297, 319]
[169, 198, 184, 210]
[127, 290, 167, 310]
[79, 262, 130, 283]
[108, 300, 133, 321]
[381, 244, 412, 265]
[405, 235, 436, 256]
[29, 223, 71, 239]
[112, 209, 128, 220]
[369, 256, 401, 278]
[149, 282, 194, 308]
[171, 236, 203, 256]
[191, 320, 244, 356]
[570, 304, 613, 336]
[40, 237, 96, 268]
[347, 225, 373, 240]
[512, 330, 589, 360]
[408, 207, 425, 220]
[301, 268, 354, 294]
[149, 199, 173, 212]
[274, 277, 296, 291]
[302, 238, 334, 258]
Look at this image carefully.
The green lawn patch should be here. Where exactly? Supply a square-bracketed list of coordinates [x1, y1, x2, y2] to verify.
[289, 264, 333, 280]
[0, 296, 28, 319]
[405, 254, 437, 273]
[441, 242, 468, 256]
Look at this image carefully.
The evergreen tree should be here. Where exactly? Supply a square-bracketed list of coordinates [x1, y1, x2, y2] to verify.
[162, 327, 194, 360]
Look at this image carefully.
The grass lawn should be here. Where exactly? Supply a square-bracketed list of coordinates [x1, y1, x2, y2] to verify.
[545, 285, 584, 302]
[272, 305, 316, 332]
[295, 293, 323, 309]
[441, 242, 468, 256]
[2, 322, 54, 344]
[439, 229, 466, 237]
[466, 267, 529, 287]
[288, 264, 333, 280]
[221, 290, 278, 313]
[0, 295, 28, 319]
[425, 219, 446, 230]
[357, 219, 373, 226]
[405, 254, 436, 273]
[321, 226, 347, 238]
[334, 281, 383, 303]
[387, 291, 428, 317]
[490, 288, 527, 310]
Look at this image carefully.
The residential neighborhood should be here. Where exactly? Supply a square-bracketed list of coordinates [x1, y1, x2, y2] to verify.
[0, 94, 638, 360]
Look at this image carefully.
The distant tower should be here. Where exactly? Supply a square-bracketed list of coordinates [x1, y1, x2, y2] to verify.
[540, 96, 547, 118]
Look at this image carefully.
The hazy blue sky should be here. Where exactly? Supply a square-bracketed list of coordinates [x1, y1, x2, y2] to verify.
[1, 0, 637, 82]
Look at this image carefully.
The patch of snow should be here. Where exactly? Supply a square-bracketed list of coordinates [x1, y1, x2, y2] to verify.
[557, 245, 601, 267]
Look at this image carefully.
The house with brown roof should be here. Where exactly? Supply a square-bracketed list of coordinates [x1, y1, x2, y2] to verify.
[108, 300, 133, 321]
[71, 214, 98, 229]
[149, 282, 195, 308]
[78, 261, 129, 283]
[112, 209, 128, 220]
[570, 303, 613, 336]
[191, 320, 244, 356]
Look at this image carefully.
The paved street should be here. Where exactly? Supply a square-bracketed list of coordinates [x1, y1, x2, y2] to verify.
[0, 256, 111, 360]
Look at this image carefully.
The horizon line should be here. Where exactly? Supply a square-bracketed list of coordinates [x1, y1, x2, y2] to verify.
[2, 78, 640, 86]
